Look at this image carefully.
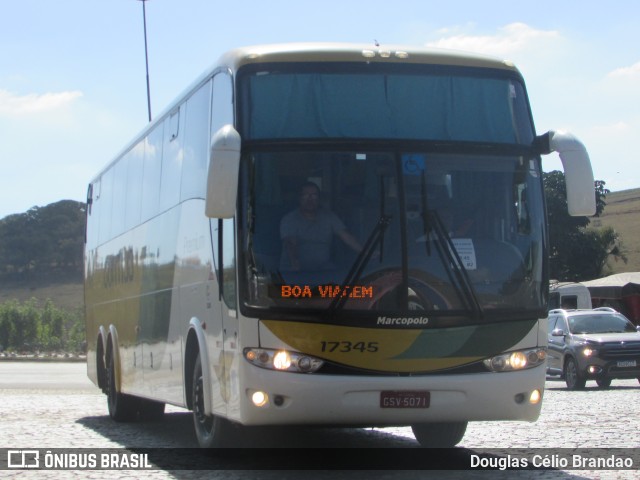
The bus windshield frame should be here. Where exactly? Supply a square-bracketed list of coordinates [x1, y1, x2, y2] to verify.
[235, 62, 548, 327]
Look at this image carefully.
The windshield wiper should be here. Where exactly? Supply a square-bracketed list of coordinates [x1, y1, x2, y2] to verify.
[429, 210, 484, 320]
[330, 176, 391, 312]
[419, 171, 483, 320]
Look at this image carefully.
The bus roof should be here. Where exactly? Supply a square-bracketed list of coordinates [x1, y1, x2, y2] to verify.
[216, 42, 518, 73]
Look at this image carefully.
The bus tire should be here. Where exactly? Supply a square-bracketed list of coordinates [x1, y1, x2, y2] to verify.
[139, 399, 166, 421]
[106, 348, 139, 422]
[411, 421, 467, 447]
[192, 352, 237, 448]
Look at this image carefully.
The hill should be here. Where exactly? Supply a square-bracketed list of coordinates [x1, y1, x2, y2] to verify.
[0, 200, 85, 312]
[591, 188, 640, 273]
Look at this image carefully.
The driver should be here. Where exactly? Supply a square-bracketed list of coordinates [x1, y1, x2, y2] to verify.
[280, 182, 361, 271]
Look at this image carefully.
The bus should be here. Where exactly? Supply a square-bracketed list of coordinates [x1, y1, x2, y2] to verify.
[84, 43, 596, 448]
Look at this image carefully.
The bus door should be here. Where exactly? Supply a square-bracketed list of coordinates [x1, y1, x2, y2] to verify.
[211, 217, 240, 417]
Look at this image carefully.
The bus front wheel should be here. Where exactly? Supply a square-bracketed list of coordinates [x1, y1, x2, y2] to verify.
[411, 421, 467, 447]
[191, 352, 237, 448]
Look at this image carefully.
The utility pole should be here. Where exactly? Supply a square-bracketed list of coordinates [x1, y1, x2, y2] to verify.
[139, 0, 152, 122]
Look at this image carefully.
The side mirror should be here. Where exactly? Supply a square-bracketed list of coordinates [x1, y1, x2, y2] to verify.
[551, 328, 565, 337]
[205, 125, 241, 218]
[537, 130, 596, 217]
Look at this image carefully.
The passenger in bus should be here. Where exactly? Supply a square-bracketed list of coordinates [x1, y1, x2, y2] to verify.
[280, 182, 362, 271]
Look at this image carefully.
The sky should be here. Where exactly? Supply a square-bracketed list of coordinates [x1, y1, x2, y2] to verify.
[1, 0, 639, 219]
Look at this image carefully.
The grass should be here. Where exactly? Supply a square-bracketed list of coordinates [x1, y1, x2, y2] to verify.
[0, 279, 83, 311]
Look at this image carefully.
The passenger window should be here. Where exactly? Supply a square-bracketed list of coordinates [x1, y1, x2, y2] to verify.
[111, 155, 128, 237]
[160, 107, 185, 211]
[98, 168, 113, 244]
[181, 80, 212, 201]
[141, 122, 164, 221]
[86, 180, 100, 249]
[211, 72, 234, 134]
[125, 142, 144, 230]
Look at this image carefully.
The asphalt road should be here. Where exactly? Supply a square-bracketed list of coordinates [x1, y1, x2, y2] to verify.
[1, 361, 639, 479]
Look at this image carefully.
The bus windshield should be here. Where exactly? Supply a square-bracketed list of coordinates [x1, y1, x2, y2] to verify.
[239, 63, 534, 144]
[237, 63, 546, 323]
[240, 150, 546, 322]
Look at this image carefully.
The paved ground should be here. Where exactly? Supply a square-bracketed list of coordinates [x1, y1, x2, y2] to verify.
[0, 362, 639, 479]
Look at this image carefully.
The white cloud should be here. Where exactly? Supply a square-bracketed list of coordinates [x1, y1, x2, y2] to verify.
[0, 89, 83, 115]
[426, 22, 561, 58]
[607, 61, 640, 79]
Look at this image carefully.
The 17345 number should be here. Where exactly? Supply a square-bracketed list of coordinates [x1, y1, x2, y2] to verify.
[320, 341, 379, 353]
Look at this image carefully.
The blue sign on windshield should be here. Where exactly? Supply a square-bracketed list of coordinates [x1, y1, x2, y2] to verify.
[402, 154, 426, 175]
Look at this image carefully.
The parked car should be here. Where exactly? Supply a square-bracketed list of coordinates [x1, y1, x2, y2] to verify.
[547, 308, 640, 389]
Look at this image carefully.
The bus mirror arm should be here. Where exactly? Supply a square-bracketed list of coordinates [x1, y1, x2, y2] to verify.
[536, 130, 596, 217]
[205, 125, 241, 218]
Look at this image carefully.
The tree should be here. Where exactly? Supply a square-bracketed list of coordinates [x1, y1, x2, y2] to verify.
[0, 200, 85, 280]
[544, 171, 625, 281]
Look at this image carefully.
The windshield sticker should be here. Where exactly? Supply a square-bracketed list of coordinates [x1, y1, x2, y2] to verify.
[452, 238, 477, 270]
[401, 154, 426, 176]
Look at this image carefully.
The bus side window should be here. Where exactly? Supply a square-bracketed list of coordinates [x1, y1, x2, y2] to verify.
[211, 72, 234, 134]
[181, 80, 212, 201]
[98, 168, 113, 245]
[141, 121, 164, 222]
[160, 107, 184, 212]
[561, 295, 578, 310]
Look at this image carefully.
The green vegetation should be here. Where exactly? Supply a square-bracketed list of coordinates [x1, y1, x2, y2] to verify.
[0, 200, 85, 355]
[0, 200, 85, 281]
[544, 171, 626, 281]
[0, 298, 84, 354]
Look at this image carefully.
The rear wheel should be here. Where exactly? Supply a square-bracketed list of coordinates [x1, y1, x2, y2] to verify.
[564, 357, 586, 390]
[106, 348, 139, 421]
[192, 353, 237, 448]
[411, 422, 467, 447]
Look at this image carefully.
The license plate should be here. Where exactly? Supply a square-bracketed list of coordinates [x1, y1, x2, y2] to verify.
[617, 360, 637, 368]
[380, 391, 430, 408]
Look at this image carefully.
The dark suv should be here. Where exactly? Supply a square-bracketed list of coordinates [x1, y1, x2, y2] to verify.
[547, 308, 640, 389]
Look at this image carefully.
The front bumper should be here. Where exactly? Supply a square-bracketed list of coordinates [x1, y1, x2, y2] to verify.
[578, 356, 640, 380]
[232, 362, 546, 427]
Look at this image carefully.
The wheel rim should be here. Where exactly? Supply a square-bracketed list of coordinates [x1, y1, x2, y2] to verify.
[193, 370, 214, 437]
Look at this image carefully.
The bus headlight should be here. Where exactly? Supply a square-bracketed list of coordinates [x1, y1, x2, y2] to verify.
[483, 348, 546, 372]
[244, 348, 324, 373]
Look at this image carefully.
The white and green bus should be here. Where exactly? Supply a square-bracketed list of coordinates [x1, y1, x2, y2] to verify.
[85, 43, 595, 448]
